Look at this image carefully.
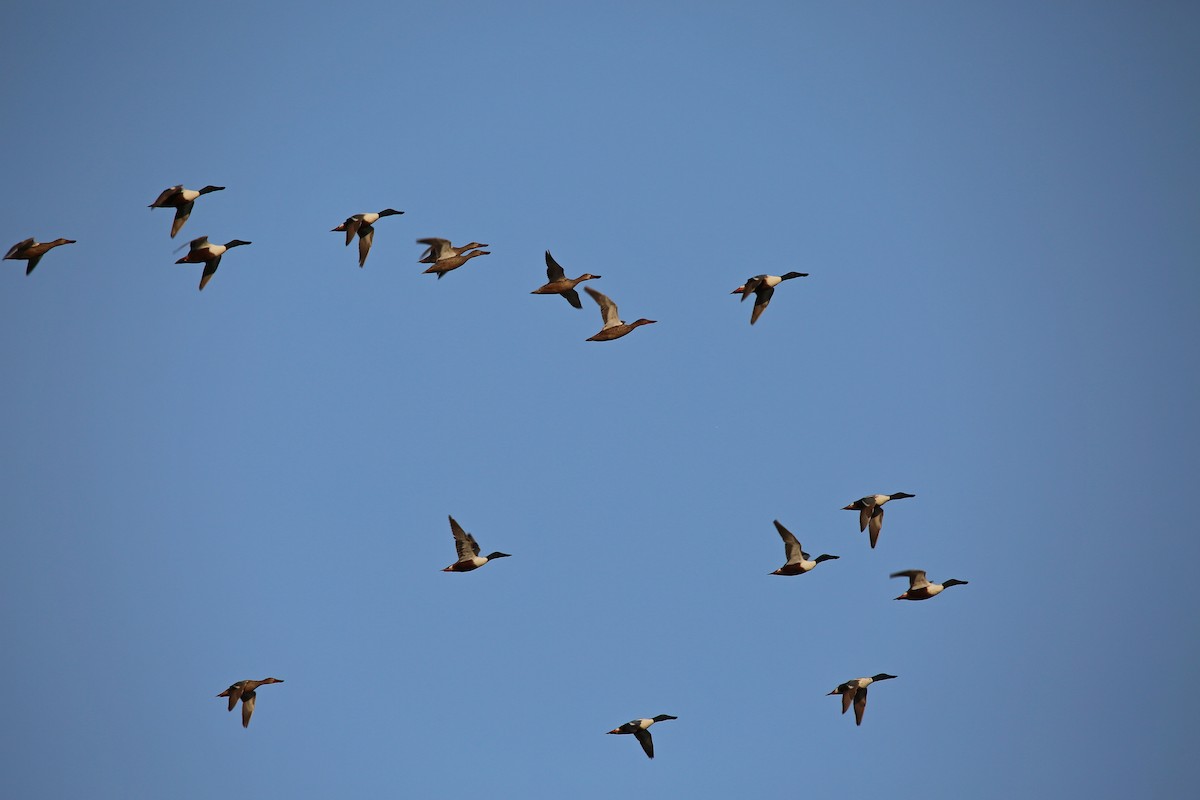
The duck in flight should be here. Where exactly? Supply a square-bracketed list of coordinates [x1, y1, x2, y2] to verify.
[217, 677, 283, 728]
[149, 184, 224, 238]
[442, 515, 511, 572]
[769, 520, 839, 575]
[607, 714, 677, 759]
[531, 250, 601, 308]
[584, 286, 656, 341]
[891, 570, 968, 601]
[175, 236, 252, 290]
[842, 492, 915, 548]
[731, 272, 808, 325]
[4, 237, 76, 275]
[827, 674, 896, 726]
[417, 238, 488, 264]
[421, 248, 490, 279]
[333, 209, 404, 267]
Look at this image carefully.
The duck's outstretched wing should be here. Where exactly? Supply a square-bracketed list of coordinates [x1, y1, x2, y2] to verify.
[171, 202, 194, 238]
[585, 287, 621, 329]
[749, 285, 774, 324]
[773, 520, 803, 564]
[544, 250, 566, 282]
[634, 728, 655, 759]
[853, 686, 868, 726]
[449, 516, 480, 560]
[358, 225, 374, 267]
[199, 255, 222, 291]
[241, 691, 256, 728]
[868, 506, 884, 548]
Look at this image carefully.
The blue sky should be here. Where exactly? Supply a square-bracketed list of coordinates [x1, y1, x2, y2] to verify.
[2, 1, 1198, 797]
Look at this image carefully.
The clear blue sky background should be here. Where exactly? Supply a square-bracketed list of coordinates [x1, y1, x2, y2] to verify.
[2, 2, 1197, 797]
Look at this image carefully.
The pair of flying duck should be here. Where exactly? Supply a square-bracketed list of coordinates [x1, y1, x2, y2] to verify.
[769, 518, 968, 599]
[416, 237, 491, 278]
[149, 183, 250, 289]
[532, 250, 656, 341]
[148, 184, 252, 290]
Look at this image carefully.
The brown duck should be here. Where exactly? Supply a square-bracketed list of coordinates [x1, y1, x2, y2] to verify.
[217, 677, 283, 728]
[417, 238, 489, 264]
[4, 238, 76, 275]
[584, 286, 656, 341]
[531, 250, 600, 308]
[422, 248, 490, 279]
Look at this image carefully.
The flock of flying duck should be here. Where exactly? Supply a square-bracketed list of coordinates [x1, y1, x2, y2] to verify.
[3, 182, 810, 331]
[218, 497, 969, 757]
[10, 183, 969, 759]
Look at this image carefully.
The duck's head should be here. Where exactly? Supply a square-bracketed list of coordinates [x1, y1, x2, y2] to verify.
[871, 673, 898, 682]
[629, 319, 657, 328]
[730, 285, 746, 295]
[199, 185, 225, 195]
[780, 271, 809, 280]
[942, 579, 969, 588]
[651, 714, 677, 723]
[889, 492, 916, 500]
[577, 273, 601, 281]
[224, 240, 252, 249]
[52, 239, 77, 246]
[485, 552, 511, 561]
[260, 677, 284, 685]
[378, 209, 405, 217]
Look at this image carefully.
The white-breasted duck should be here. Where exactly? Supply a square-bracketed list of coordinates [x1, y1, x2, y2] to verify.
[607, 715, 677, 759]
[4, 238, 76, 275]
[827, 674, 896, 726]
[149, 184, 225, 238]
[216, 677, 283, 728]
[531, 250, 601, 309]
[175, 236, 252, 290]
[769, 520, 839, 576]
[442, 515, 511, 572]
[417, 238, 488, 264]
[584, 286, 656, 341]
[731, 272, 808, 325]
[421, 248, 490, 279]
[842, 492, 915, 548]
[891, 570, 968, 601]
[333, 209, 404, 267]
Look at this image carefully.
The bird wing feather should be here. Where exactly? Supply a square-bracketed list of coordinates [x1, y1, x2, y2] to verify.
[773, 520, 802, 564]
[544, 250, 566, 282]
[634, 727, 655, 759]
